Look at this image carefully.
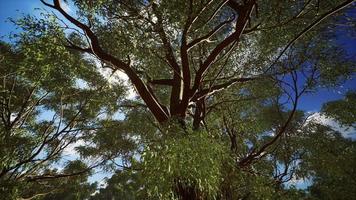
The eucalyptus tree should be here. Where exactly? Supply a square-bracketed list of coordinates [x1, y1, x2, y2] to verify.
[38, 0, 354, 124]
[14, 0, 356, 199]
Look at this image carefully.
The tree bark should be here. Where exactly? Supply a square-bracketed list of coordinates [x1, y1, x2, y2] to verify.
[175, 181, 204, 200]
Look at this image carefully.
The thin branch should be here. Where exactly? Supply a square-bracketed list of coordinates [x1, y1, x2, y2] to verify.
[188, 17, 235, 49]
[192, 77, 257, 101]
[265, 0, 354, 73]
[149, 79, 174, 86]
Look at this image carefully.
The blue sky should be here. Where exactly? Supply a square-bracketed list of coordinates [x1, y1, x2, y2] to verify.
[0, 1, 40, 35]
[1, 0, 355, 186]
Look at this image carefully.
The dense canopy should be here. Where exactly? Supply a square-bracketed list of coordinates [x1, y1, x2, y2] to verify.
[0, 0, 355, 199]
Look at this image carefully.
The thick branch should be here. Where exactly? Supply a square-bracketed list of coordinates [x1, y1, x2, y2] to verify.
[152, 3, 182, 115]
[192, 0, 256, 93]
[42, 0, 169, 122]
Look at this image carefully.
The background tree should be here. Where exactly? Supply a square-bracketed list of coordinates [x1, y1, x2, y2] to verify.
[0, 35, 135, 199]
[90, 170, 144, 200]
[19, 160, 97, 200]
[299, 124, 356, 200]
[322, 91, 356, 128]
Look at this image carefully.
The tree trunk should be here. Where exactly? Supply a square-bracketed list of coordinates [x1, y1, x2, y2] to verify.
[175, 181, 204, 200]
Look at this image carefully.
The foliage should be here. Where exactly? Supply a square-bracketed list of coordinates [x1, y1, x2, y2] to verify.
[0, 0, 355, 199]
[298, 124, 356, 200]
[0, 34, 129, 199]
[90, 170, 144, 200]
[141, 126, 228, 199]
[322, 91, 356, 128]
